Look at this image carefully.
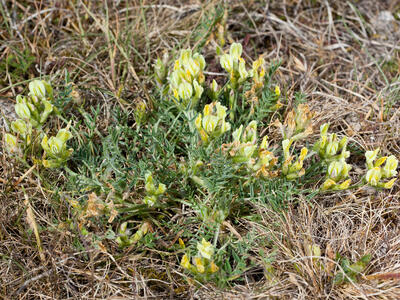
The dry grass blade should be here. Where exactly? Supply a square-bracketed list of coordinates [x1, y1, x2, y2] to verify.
[24, 193, 45, 262]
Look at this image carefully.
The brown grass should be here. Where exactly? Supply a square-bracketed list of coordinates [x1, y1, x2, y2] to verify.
[1, 0, 400, 299]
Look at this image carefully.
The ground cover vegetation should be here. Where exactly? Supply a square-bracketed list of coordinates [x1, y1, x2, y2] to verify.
[1, 1, 400, 299]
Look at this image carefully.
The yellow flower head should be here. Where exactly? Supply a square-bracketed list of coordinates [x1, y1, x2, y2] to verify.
[197, 238, 214, 260]
[180, 254, 191, 269]
[366, 167, 381, 187]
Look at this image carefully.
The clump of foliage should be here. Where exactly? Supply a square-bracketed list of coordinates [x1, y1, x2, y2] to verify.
[4, 42, 398, 289]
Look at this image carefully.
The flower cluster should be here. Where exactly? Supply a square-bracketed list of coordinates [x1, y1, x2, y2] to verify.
[282, 139, 308, 180]
[143, 172, 166, 206]
[134, 100, 147, 127]
[250, 56, 266, 88]
[321, 159, 352, 191]
[5, 80, 56, 153]
[244, 57, 270, 113]
[314, 123, 349, 162]
[275, 104, 313, 180]
[224, 121, 277, 178]
[365, 149, 398, 189]
[220, 43, 250, 89]
[4, 79, 74, 169]
[181, 238, 219, 275]
[154, 52, 169, 86]
[15, 80, 54, 128]
[169, 49, 205, 109]
[5, 119, 32, 152]
[195, 101, 231, 145]
[41, 126, 74, 168]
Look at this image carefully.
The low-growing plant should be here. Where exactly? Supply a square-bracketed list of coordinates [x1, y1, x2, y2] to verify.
[334, 253, 371, 285]
[4, 40, 398, 289]
[4, 79, 73, 168]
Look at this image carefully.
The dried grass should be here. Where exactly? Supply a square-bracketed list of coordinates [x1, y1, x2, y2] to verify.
[1, 0, 400, 299]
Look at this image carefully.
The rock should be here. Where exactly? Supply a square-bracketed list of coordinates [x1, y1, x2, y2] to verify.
[373, 11, 396, 35]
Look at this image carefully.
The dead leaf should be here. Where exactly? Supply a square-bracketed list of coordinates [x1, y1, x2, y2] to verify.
[85, 192, 105, 218]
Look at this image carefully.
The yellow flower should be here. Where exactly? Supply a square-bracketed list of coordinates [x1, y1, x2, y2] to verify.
[325, 139, 338, 157]
[365, 148, 379, 169]
[29, 79, 53, 100]
[15, 101, 31, 120]
[178, 81, 193, 101]
[382, 155, 398, 178]
[181, 254, 191, 269]
[366, 167, 381, 186]
[230, 43, 242, 59]
[197, 238, 214, 260]
[168, 49, 205, 108]
[195, 102, 231, 144]
[11, 119, 31, 140]
[193, 257, 205, 273]
[327, 159, 351, 182]
[275, 85, 281, 96]
[209, 261, 219, 273]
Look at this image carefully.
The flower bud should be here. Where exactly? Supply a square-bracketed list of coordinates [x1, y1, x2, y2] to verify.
[11, 119, 29, 137]
[193, 53, 205, 70]
[179, 49, 192, 66]
[15, 102, 31, 120]
[186, 58, 200, 79]
[56, 128, 73, 143]
[365, 148, 379, 169]
[326, 140, 338, 157]
[210, 79, 219, 100]
[229, 42, 242, 60]
[282, 139, 291, 159]
[275, 85, 281, 96]
[320, 123, 329, 137]
[193, 79, 204, 101]
[5, 133, 18, 152]
[383, 178, 396, 189]
[338, 179, 351, 190]
[154, 57, 167, 85]
[134, 101, 147, 126]
[29, 80, 46, 99]
[374, 156, 387, 167]
[220, 54, 233, 73]
[39, 100, 54, 124]
[321, 178, 336, 191]
[339, 136, 348, 149]
[238, 58, 248, 81]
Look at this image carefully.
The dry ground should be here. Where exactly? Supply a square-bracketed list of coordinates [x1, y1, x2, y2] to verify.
[1, 0, 400, 299]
